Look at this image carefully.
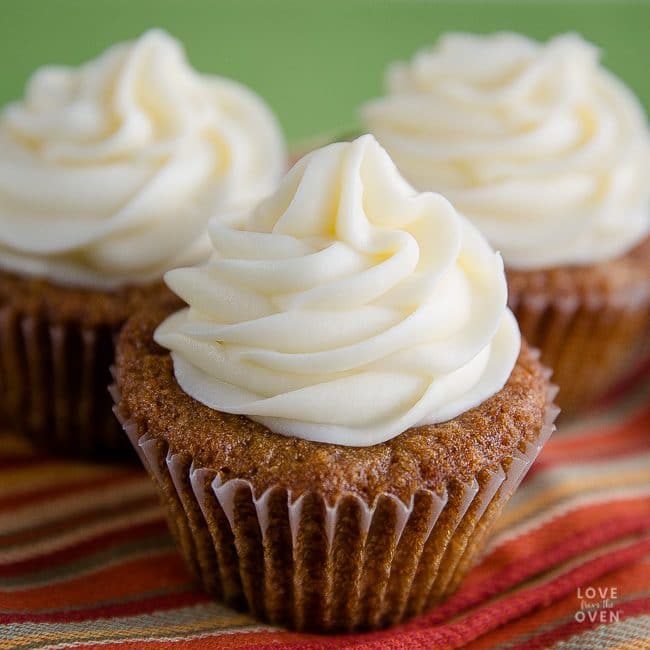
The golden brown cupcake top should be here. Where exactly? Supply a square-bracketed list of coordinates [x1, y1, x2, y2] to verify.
[116, 301, 550, 503]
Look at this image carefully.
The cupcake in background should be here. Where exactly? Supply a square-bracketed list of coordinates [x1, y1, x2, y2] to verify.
[113, 135, 557, 631]
[361, 32, 650, 415]
[0, 29, 286, 457]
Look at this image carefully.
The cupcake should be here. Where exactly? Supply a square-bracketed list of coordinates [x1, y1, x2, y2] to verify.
[0, 29, 286, 457]
[361, 33, 650, 415]
[112, 136, 557, 631]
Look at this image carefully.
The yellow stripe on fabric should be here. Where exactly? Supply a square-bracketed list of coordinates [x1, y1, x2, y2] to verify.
[488, 487, 650, 553]
[0, 465, 124, 498]
[0, 479, 154, 534]
[554, 614, 650, 649]
[0, 610, 272, 649]
[490, 590, 650, 649]
[495, 466, 650, 532]
[557, 383, 650, 441]
[0, 505, 163, 565]
[444, 535, 648, 631]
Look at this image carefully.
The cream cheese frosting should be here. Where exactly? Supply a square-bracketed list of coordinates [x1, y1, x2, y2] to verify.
[0, 29, 286, 289]
[155, 135, 521, 446]
[362, 32, 650, 269]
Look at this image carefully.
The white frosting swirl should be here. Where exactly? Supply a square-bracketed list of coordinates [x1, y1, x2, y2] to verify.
[0, 29, 286, 288]
[155, 135, 520, 446]
[362, 33, 650, 269]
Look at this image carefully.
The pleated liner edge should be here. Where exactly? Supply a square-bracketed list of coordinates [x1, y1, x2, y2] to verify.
[110, 359, 559, 632]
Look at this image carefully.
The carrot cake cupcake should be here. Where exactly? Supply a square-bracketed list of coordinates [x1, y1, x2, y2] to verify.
[0, 29, 286, 457]
[113, 136, 557, 630]
[361, 32, 650, 414]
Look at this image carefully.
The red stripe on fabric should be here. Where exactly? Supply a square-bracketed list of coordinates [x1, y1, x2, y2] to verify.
[0, 494, 159, 548]
[545, 413, 650, 453]
[0, 520, 168, 577]
[442, 504, 650, 618]
[0, 472, 149, 512]
[0, 589, 209, 623]
[464, 559, 650, 649]
[0, 553, 191, 610]
[509, 596, 650, 649]
[542, 410, 650, 454]
[476, 497, 650, 573]
[528, 411, 650, 473]
[75, 631, 316, 650]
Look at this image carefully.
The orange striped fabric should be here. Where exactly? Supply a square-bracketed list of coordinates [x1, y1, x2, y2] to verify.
[1, 372, 649, 649]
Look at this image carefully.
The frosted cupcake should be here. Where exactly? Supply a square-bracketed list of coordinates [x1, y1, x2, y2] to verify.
[361, 33, 650, 414]
[112, 136, 557, 630]
[0, 29, 286, 457]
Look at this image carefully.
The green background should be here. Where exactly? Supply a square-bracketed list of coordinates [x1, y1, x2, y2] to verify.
[1, 0, 649, 144]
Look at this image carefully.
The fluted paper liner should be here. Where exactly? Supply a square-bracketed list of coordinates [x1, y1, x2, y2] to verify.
[111, 370, 558, 632]
[508, 276, 649, 417]
[0, 307, 129, 458]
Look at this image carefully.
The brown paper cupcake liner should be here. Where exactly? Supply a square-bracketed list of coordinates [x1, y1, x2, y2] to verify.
[0, 307, 129, 459]
[111, 369, 558, 632]
[508, 283, 649, 416]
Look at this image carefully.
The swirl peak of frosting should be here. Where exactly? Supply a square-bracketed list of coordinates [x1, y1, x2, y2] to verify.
[362, 32, 650, 269]
[155, 135, 520, 446]
[0, 29, 286, 288]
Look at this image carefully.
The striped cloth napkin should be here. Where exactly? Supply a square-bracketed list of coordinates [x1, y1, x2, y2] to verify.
[1, 369, 649, 649]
